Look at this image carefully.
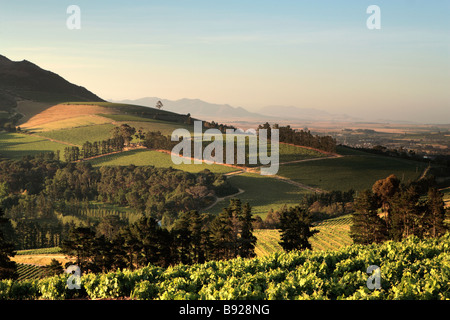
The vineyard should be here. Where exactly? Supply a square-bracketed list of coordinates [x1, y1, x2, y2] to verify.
[15, 247, 62, 256]
[254, 215, 353, 257]
[1, 232, 449, 300]
[15, 264, 45, 282]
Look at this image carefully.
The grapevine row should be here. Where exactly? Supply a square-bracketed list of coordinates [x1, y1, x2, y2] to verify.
[1, 233, 449, 300]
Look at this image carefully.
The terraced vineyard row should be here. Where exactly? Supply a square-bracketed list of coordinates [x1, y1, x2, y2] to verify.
[254, 214, 353, 257]
[15, 247, 62, 256]
[16, 264, 45, 281]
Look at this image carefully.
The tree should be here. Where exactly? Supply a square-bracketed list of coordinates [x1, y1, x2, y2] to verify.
[278, 206, 318, 252]
[61, 226, 98, 272]
[424, 188, 448, 238]
[129, 215, 174, 267]
[43, 258, 64, 277]
[95, 215, 125, 241]
[372, 174, 400, 222]
[238, 202, 257, 258]
[117, 226, 141, 270]
[0, 207, 16, 280]
[389, 186, 422, 240]
[350, 189, 387, 244]
[209, 208, 234, 260]
[189, 210, 208, 264]
[172, 211, 193, 264]
[111, 124, 136, 146]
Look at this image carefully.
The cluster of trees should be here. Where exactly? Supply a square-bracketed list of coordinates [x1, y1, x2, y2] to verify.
[0, 122, 17, 132]
[0, 207, 16, 279]
[61, 199, 257, 272]
[351, 174, 449, 244]
[0, 112, 21, 133]
[63, 124, 144, 162]
[203, 120, 236, 134]
[95, 165, 234, 216]
[0, 157, 237, 249]
[299, 190, 355, 222]
[143, 131, 176, 150]
[259, 190, 355, 229]
[258, 122, 337, 153]
[63, 137, 126, 162]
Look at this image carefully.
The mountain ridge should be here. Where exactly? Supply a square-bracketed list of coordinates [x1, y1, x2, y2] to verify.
[114, 97, 359, 122]
[0, 54, 104, 111]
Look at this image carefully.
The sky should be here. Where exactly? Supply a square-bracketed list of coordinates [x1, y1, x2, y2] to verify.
[0, 0, 449, 123]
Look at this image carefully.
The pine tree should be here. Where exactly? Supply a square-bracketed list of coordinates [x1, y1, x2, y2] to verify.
[278, 206, 318, 252]
[187, 210, 207, 264]
[172, 211, 193, 264]
[424, 188, 448, 238]
[0, 207, 16, 280]
[228, 199, 242, 257]
[350, 189, 387, 244]
[42, 258, 64, 277]
[390, 186, 422, 240]
[238, 202, 257, 258]
[61, 226, 97, 272]
[118, 226, 141, 270]
[129, 215, 174, 267]
[209, 208, 233, 260]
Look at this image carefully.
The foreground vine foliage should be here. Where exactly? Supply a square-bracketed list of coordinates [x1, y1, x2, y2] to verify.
[1, 233, 449, 300]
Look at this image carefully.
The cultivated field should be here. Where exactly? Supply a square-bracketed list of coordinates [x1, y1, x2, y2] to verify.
[254, 214, 353, 257]
[27, 115, 112, 132]
[88, 149, 241, 174]
[0, 132, 67, 159]
[38, 123, 116, 146]
[442, 187, 450, 208]
[208, 173, 312, 218]
[278, 154, 426, 192]
[19, 103, 117, 131]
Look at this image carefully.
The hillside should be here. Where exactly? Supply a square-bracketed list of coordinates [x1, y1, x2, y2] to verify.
[0, 54, 104, 111]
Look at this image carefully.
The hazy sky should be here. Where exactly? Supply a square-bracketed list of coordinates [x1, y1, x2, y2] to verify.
[1, 0, 449, 123]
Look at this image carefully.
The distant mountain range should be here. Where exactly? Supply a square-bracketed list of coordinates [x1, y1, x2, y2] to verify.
[0, 54, 103, 111]
[0, 53, 358, 123]
[115, 97, 359, 122]
[115, 97, 267, 120]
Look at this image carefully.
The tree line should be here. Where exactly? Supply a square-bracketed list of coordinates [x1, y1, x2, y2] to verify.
[60, 199, 257, 273]
[350, 174, 449, 244]
[60, 197, 318, 273]
[258, 122, 337, 153]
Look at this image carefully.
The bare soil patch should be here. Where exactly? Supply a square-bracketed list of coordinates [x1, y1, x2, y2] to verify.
[11, 254, 73, 266]
[20, 103, 117, 130]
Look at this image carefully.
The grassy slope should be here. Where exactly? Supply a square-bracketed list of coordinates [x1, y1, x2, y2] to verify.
[278, 153, 426, 192]
[0, 132, 67, 159]
[38, 124, 116, 146]
[88, 149, 240, 174]
[27, 115, 112, 132]
[278, 143, 327, 163]
[207, 173, 311, 218]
